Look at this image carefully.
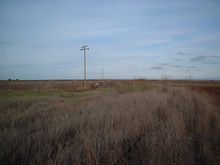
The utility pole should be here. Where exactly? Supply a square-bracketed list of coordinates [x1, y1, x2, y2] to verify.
[102, 68, 104, 80]
[80, 45, 89, 89]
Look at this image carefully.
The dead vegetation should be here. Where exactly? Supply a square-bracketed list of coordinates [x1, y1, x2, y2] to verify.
[0, 82, 220, 165]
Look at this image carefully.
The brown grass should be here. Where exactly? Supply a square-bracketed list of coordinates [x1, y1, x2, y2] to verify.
[0, 83, 220, 165]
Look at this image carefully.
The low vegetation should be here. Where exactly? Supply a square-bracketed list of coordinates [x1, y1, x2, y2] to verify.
[0, 81, 219, 165]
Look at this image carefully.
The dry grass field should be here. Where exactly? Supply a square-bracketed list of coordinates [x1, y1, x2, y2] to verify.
[0, 80, 220, 165]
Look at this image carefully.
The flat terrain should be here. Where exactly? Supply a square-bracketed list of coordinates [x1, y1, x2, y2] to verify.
[0, 80, 220, 165]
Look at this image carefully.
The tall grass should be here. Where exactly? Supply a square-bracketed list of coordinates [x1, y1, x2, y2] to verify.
[0, 87, 219, 165]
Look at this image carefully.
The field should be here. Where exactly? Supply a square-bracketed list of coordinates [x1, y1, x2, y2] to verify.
[0, 80, 220, 165]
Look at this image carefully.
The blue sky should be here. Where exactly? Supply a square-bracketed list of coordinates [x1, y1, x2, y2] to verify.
[1, 0, 220, 80]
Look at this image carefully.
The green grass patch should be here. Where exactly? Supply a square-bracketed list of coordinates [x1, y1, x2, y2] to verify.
[0, 90, 51, 101]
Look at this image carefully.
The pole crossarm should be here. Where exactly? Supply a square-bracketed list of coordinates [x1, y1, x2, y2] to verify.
[80, 45, 89, 51]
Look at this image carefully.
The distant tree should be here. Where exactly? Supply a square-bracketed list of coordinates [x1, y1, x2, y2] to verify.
[8, 79, 12, 81]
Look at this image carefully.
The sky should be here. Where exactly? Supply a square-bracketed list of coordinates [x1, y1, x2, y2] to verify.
[1, 0, 220, 80]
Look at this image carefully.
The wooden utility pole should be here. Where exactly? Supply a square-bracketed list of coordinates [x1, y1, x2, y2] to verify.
[102, 68, 104, 80]
[80, 45, 89, 89]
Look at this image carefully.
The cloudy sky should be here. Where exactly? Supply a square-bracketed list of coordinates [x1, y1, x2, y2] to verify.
[1, 0, 220, 80]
